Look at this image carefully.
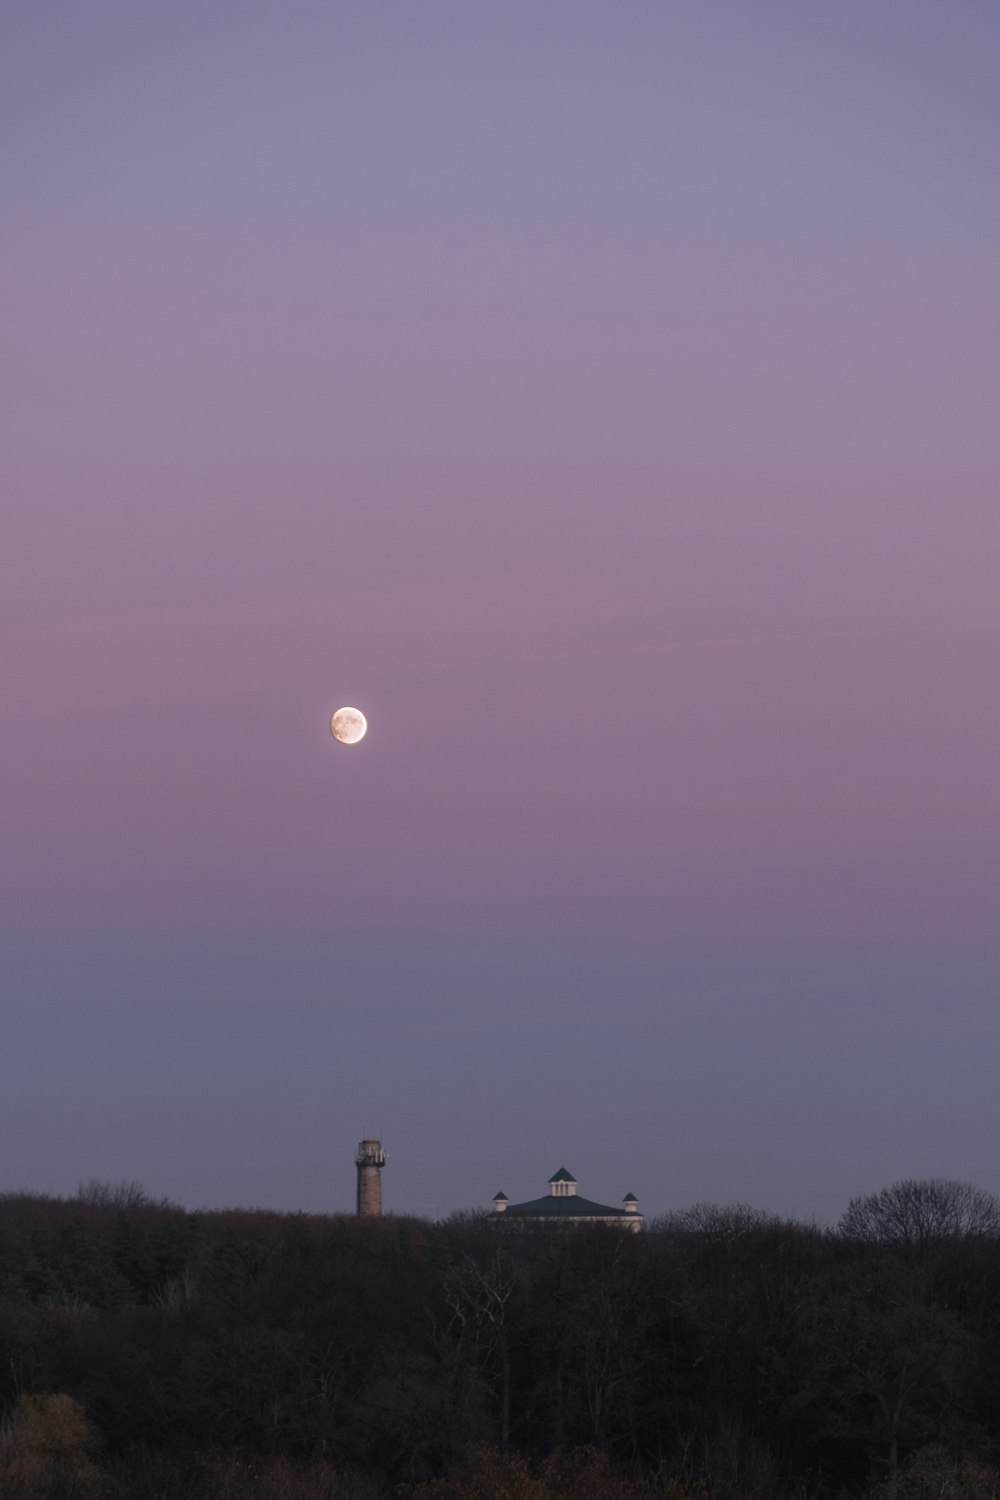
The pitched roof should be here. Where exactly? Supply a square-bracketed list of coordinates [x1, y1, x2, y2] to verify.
[504, 1193, 631, 1218]
[493, 1191, 508, 1201]
[548, 1167, 577, 1183]
[623, 1193, 638, 1203]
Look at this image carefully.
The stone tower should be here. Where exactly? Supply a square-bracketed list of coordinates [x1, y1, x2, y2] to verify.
[355, 1139, 386, 1217]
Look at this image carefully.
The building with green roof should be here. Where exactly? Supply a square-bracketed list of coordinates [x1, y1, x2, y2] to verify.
[491, 1168, 642, 1231]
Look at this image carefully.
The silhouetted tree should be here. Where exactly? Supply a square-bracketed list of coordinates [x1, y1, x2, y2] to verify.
[838, 1179, 1000, 1249]
[2, 1189, 1000, 1497]
[803, 1255, 975, 1498]
[650, 1202, 789, 1236]
[77, 1179, 161, 1211]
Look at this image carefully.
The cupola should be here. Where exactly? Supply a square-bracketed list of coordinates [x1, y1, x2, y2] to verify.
[548, 1167, 578, 1199]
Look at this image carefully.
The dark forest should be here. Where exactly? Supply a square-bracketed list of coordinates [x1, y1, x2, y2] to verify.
[2, 1180, 999, 1499]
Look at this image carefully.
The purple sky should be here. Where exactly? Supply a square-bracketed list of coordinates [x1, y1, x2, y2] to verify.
[3, 1, 999, 1221]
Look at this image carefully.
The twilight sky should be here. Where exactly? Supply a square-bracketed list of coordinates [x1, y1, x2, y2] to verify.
[3, 1, 999, 1222]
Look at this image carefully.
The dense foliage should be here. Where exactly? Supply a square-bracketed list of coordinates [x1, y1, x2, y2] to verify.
[1, 1183, 1000, 1498]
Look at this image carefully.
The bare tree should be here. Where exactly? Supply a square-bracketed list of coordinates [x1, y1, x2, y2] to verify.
[444, 1249, 515, 1452]
[838, 1179, 1000, 1247]
[805, 1259, 973, 1500]
[76, 1178, 154, 1209]
[650, 1202, 787, 1236]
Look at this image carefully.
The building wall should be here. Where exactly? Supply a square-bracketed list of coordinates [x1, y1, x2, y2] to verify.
[494, 1213, 642, 1233]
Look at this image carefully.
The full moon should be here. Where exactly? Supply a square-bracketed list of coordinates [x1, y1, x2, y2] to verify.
[330, 706, 368, 745]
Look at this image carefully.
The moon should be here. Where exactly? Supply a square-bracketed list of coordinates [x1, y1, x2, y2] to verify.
[330, 706, 368, 745]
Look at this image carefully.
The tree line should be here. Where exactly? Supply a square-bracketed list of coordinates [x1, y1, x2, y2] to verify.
[1, 1178, 999, 1499]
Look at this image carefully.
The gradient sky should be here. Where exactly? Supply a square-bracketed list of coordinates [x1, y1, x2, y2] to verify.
[3, 1, 999, 1222]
